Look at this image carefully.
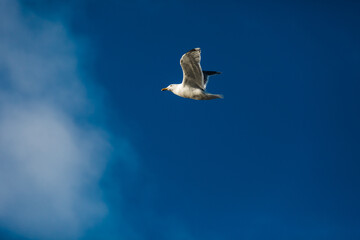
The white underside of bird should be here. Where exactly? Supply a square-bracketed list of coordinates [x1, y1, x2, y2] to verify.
[162, 48, 223, 100]
[166, 83, 222, 100]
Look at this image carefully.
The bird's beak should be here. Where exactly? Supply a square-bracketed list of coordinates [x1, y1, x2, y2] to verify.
[161, 88, 168, 91]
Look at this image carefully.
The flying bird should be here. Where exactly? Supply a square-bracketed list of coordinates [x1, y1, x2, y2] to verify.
[161, 48, 223, 100]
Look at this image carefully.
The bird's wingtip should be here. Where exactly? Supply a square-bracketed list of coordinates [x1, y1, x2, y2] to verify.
[189, 48, 201, 52]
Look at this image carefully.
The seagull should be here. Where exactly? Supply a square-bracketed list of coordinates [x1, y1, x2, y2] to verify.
[161, 48, 223, 100]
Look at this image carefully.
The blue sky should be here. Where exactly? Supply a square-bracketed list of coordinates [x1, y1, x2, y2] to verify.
[0, 0, 360, 239]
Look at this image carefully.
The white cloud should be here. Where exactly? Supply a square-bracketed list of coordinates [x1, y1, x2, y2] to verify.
[0, 1, 115, 239]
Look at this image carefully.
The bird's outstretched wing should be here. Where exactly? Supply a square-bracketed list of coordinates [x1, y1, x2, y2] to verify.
[180, 48, 204, 89]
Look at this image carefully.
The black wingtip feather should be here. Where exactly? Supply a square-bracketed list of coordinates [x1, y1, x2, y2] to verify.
[203, 71, 221, 75]
[188, 48, 201, 52]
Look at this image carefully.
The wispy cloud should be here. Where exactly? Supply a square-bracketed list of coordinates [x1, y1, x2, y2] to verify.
[0, 1, 118, 239]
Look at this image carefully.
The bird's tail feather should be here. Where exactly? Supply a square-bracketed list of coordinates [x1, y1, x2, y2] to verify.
[203, 94, 223, 100]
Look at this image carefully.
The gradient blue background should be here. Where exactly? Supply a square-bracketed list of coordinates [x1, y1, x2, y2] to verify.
[3, 0, 360, 239]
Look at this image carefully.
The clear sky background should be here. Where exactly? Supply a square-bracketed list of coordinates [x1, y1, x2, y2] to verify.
[0, 0, 359, 239]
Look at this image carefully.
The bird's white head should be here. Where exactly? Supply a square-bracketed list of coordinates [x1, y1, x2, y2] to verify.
[161, 84, 176, 92]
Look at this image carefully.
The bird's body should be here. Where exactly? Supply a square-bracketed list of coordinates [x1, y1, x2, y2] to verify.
[162, 48, 223, 100]
[169, 83, 222, 100]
